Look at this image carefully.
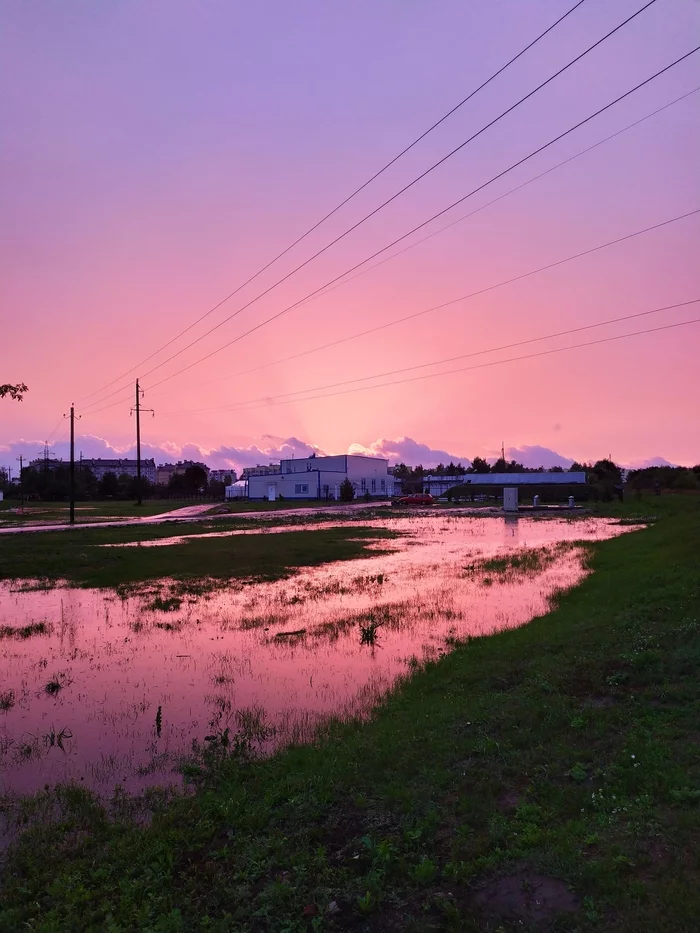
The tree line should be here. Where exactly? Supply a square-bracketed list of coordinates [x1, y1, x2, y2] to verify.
[0, 463, 231, 502]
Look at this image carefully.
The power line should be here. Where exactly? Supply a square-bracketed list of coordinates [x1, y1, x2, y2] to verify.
[159, 299, 700, 414]
[81, 0, 588, 402]
[139, 49, 699, 395]
[160, 317, 700, 415]
[85, 0, 660, 407]
[153, 86, 700, 398]
[80, 207, 700, 418]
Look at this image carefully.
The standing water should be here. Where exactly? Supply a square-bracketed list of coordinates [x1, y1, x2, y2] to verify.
[0, 513, 638, 794]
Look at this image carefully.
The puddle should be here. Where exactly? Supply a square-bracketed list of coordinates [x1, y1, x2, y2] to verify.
[0, 514, 638, 795]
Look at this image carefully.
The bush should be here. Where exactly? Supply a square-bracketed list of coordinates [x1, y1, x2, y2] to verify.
[339, 478, 355, 502]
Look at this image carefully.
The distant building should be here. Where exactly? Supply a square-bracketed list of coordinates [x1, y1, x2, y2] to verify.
[155, 460, 209, 485]
[28, 457, 63, 472]
[425, 471, 587, 497]
[81, 458, 157, 484]
[209, 468, 237, 484]
[240, 464, 280, 480]
[247, 454, 394, 500]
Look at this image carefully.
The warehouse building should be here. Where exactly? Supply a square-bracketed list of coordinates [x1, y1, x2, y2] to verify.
[246, 454, 394, 500]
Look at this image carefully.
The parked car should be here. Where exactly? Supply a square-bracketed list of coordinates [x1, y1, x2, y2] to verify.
[395, 493, 435, 505]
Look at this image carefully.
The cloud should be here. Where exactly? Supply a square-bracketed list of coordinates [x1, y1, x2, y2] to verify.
[1, 433, 686, 476]
[624, 456, 678, 469]
[348, 437, 470, 468]
[504, 445, 575, 469]
[0, 434, 325, 474]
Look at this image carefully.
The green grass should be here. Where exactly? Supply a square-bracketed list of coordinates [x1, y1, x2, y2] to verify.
[1, 496, 698, 931]
[0, 499, 203, 524]
[0, 519, 398, 588]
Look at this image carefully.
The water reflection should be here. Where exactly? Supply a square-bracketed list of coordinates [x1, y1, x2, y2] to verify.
[0, 514, 637, 794]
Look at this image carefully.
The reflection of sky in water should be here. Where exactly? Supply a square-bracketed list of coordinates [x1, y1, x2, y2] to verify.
[0, 515, 638, 795]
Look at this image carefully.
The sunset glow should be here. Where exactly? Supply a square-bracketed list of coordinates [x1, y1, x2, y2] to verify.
[2, 0, 699, 470]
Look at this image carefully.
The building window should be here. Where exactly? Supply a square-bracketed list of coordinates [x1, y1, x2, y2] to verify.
[285, 463, 292, 473]
[361, 479, 367, 492]
[380, 479, 386, 492]
[294, 484, 309, 494]
[371, 479, 376, 493]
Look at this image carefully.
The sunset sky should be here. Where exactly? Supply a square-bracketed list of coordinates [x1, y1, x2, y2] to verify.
[2, 0, 699, 472]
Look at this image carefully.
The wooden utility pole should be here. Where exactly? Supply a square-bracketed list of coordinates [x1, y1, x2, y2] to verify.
[69, 405, 75, 524]
[135, 380, 142, 505]
[132, 380, 153, 506]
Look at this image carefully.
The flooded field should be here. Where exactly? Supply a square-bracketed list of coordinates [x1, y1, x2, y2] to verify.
[0, 513, 638, 795]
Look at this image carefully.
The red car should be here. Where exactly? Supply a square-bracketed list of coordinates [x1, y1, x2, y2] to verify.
[396, 493, 435, 505]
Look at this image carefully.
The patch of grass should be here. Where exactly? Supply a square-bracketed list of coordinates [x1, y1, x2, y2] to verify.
[0, 496, 698, 932]
[0, 621, 50, 639]
[146, 595, 183, 612]
[0, 499, 203, 525]
[0, 523, 399, 588]
[0, 689, 15, 711]
[464, 542, 577, 580]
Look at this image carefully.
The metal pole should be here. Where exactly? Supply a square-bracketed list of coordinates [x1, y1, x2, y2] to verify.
[136, 379, 142, 506]
[17, 455, 24, 511]
[69, 404, 75, 524]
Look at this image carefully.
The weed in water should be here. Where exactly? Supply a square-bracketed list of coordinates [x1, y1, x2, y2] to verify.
[359, 619, 382, 644]
[0, 689, 16, 711]
[43, 727, 73, 750]
[44, 672, 71, 696]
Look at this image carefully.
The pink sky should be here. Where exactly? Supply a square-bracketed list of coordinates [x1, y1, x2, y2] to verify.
[2, 0, 699, 469]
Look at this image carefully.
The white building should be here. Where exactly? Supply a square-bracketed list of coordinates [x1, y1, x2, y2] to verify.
[425, 471, 587, 497]
[247, 454, 394, 501]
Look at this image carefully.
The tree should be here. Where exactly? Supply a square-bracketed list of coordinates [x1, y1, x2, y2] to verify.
[469, 456, 490, 474]
[169, 465, 208, 495]
[1, 382, 28, 401]
[184, 464, 208, 493]
[99, 472, 120, 498]
[339, 478, 355, 502]
[209, 479, 226, 499]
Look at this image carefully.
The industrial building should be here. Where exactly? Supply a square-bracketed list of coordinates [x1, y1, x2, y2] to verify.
[246, 454, 394, 500]
[425, 471, 587, 497]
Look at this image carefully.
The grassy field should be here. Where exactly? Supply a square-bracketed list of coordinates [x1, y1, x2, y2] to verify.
[0, 496, 698, 931]
[0, 519, 398, 588]
[0, 499, 202, 525]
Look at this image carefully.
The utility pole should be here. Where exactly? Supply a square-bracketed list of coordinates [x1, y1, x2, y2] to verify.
[16, 455, 24, 511]
[63, 405, 81, 523]
[131, 380, 153, 506]
[69, 406, 75, 524]
[135, 380, 142, 506]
